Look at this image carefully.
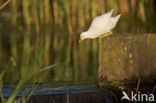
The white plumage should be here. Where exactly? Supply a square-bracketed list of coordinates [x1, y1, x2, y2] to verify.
[79, 9, 121, 42]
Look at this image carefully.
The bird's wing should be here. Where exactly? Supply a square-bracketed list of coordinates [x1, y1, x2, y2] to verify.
[89, 8, 114, 30]
[86, 8, 116, 37]
[88, 14, 110, 34]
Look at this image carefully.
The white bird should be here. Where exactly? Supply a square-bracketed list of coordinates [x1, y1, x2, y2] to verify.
[79, 9, 121, 43]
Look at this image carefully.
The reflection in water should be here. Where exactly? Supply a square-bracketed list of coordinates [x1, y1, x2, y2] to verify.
[3, 84, 98, 97]
[0, 28, 98, 85]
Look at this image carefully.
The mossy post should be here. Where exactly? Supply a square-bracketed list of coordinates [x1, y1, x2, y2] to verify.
[98, 34, 156, 84]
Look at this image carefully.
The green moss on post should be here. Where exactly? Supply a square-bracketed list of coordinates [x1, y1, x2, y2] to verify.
[98, 34, 156, 82]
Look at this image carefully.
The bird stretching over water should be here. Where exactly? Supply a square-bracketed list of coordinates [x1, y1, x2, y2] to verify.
[79, 9, 121, 43]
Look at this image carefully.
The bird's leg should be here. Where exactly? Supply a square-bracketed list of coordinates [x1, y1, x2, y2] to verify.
[99, 31, 112, 39]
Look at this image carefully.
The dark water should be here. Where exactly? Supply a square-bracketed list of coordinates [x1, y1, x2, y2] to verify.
[0, 27, 98, 86]
[0, 28, 100, 102]
[3, 84, 98, 97]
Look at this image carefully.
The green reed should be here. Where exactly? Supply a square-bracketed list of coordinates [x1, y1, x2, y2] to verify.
[0, 63, 55, 103]
[0, 0, 152, 32]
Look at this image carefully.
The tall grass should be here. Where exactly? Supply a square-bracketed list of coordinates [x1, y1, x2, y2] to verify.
[0, 0, 154, 31]
[0, 63, 55, 103]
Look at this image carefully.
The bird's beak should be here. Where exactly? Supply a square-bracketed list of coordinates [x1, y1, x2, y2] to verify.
[79, 37, 82, 43]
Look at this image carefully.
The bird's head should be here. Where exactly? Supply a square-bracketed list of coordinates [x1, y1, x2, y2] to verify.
[79, 32, 88, 43]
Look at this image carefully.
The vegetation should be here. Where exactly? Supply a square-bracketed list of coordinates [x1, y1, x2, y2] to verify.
[0, 0, 155, 31]
[0, 63, 55, 103]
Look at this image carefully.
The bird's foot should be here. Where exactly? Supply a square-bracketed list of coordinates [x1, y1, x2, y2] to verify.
[99, 31, 112, 39]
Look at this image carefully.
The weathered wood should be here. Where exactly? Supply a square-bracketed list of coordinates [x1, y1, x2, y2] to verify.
[98, 34, 156, 81]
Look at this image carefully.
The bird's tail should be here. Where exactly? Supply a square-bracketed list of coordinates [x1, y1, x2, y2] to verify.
[113, 14, 121, 22]
[111, 14, 121, 29]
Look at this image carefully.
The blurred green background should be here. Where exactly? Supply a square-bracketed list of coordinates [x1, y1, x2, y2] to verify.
[0, 0, 156, 85]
